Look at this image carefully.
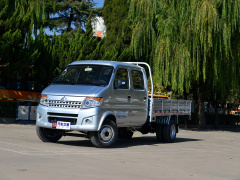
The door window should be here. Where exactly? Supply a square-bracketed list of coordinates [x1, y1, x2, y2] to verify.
[131, 70, 144, 90]
[114, 68, 129, 89]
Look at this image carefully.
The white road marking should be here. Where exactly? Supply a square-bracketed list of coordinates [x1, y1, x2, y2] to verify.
[0, 147, 29, 155]
[0, 140, 239, 156]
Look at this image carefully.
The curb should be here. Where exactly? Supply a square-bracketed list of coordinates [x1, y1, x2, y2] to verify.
[0, 117, 36, 124]
[179, 124, 240, 130]
[0, 117, 17, 124]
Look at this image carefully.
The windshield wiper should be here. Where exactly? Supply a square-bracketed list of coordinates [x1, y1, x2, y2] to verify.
[93, 84, 106, 87]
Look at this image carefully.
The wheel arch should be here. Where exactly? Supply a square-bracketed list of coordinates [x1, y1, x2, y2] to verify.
[156, 115, 178, 125]
[97, 111, 116, 131]
[170, 115, 178, 123]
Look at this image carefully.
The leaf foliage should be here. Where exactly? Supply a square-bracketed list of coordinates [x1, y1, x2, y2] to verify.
[128, 0, 240, 99]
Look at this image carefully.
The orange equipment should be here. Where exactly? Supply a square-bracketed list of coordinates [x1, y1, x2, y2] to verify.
[0, 89, 40, 102]
[148, 94, 168, 99]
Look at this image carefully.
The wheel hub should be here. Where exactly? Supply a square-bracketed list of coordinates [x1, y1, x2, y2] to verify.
[170, 125, 176, 139]
[100, 126, 113, 142]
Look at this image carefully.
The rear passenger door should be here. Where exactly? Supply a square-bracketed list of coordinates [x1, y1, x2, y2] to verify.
[129, 69, 148, 125]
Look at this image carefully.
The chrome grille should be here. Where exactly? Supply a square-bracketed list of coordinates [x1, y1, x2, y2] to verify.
[47, 100, 82, 108]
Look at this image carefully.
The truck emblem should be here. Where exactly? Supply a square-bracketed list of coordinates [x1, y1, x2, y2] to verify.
[61, 96, 67, 102]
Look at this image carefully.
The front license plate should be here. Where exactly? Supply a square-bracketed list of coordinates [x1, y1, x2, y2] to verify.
[56, 121, 71, 130]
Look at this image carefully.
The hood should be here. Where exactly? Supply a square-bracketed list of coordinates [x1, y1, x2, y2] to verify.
[42, 84, 104, 97]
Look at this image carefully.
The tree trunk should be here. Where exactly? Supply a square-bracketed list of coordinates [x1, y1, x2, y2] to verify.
[215, 103, 219, 129]
[67, 8, 73, 32]
[198, 89, 207, 129]
[213, 100, 219, 129]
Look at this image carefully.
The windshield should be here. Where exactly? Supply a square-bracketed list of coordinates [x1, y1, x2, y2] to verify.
[54, 65, 114, 86]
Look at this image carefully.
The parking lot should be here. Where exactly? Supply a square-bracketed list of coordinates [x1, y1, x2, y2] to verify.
[0, 124, 239, 180]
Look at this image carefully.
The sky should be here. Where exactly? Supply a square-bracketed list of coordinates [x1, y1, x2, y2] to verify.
[94, 0, 104, 7]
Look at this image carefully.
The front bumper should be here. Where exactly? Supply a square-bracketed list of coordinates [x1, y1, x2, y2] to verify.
[36, 104, 102, 131]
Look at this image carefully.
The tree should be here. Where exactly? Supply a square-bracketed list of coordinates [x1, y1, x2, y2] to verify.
[77, 16, 100, 60]
[0, 0, 105, 90]
[40, 0, 100, 35]
[30, 27, 57, 86]
[0, 0, 41, 85]
[228, 86, 240, 110]
[128, 0, 240, 128]
[102, 0, 132, 60]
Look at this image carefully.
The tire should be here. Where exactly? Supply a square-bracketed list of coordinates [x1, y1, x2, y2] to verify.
[156, 124, 163, 142]
[36, 126, 63, 142]
[90, 120, 118, 148]
[162, 120, 177, 143]
[118, 128, 134, 139]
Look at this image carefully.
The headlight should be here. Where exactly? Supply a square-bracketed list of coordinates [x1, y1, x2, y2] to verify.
[81, 97, 103, 108]
[40, 94, 48, 106]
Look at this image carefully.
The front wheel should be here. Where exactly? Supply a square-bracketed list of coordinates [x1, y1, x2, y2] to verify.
[36, 126, 63, 142]
[90, 120, 118, 148]
[162, 120, 177, 143]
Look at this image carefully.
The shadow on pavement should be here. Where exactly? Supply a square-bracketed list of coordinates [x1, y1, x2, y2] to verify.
[57, 135, 202, 148]
[115, 136, 202, 148]
[180, 125, 240, 133]
[57, 139, 94, 147]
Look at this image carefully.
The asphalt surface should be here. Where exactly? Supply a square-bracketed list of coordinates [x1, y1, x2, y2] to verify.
[0, 124, 239, 180]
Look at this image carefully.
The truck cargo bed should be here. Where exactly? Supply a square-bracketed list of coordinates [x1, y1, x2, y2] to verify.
[148, 97, 192, 122]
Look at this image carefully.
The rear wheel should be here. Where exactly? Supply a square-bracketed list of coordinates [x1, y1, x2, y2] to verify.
[162, 120, 177, 143]
[36, 126, 63, 142]
[90, 120, 118, 148]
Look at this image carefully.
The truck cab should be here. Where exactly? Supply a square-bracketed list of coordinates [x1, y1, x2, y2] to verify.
[36, 61, 148, 147]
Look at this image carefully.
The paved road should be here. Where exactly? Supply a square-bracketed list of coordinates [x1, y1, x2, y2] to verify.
[0, 124, 239, 180]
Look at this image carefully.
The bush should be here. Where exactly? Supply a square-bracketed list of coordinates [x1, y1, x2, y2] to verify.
[206, 114, 240, 125]
[0, 101, 18, 118]
[179, 113, 199, 125]
[179, 113, 240, 125]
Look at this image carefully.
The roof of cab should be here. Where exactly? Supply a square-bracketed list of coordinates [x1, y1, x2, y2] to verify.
[68, 60, 142, 69]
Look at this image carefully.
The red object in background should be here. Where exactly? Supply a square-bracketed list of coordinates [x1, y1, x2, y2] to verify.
[96, 31, 102, 37]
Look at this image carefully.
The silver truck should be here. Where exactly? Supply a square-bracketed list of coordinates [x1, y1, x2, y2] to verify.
[36, 61, 191, 148]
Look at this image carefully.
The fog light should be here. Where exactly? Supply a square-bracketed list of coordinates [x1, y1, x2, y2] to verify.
[82, 117, 93, 125]
[85, 119, 91, 124]
[38, 113, 43, 120]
